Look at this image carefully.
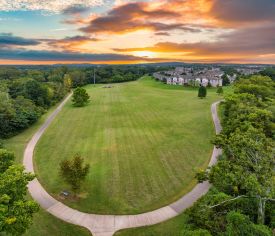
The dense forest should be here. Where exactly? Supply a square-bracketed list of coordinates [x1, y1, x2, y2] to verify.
[0, 65, 171, 138]
[187, 75, 275, 235]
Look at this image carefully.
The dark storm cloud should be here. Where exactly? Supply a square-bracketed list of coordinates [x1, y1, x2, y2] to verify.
[0, 33, 40, 47]
[0, 48, 154, 62]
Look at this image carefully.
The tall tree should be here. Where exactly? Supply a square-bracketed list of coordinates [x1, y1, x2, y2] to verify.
[59, 155, 90, 194]
[0, 92, 16, 138]
[234, 75, 275, 101]
[24, 80, 50, 108]
[216, 86, 223, 95]
[224, 211, 272, 236]
[198, 86, 207, 98]
[63, 74, 72, 91]
[72, 87, 90, 107]
[211, 127, 274, 224]
[0, 149, 39, 235]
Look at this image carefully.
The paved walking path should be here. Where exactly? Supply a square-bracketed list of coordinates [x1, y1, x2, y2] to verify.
[23, 94, 222, 236]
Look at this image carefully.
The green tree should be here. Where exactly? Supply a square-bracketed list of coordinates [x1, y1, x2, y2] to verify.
[12, 96, 42, 129]
[186, 188, 232, 234]
[47, 67, 67, 82]
[234, 75, 275, 101]
[216, 86, 223, 95]
[0, 149, 15, 173]
[72, 87, 90, 107]
[59, 155, 90, 194]
[211, 127, 274, 224]
[225, 211, 272, 236]
[69, 70, 87, 87]
[181, 228, 212, 236]
[222, 74, 230, 86]
[260, 67, 275, 81]
[24, 80, 50, 108]
[27, 70, 45, 82]
[221, 93, 273, 137]
[0, 149, 39, 235]
[198, 86, 207, 98]
[63, 74, 72, 91]
[0, 92, 16, 138]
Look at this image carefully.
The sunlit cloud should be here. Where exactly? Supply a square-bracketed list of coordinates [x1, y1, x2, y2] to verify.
[1, 0, 275, 64]
[79, 1, 203, 34]
[113, 23, 275, 62]
[44, 35, 101, 51]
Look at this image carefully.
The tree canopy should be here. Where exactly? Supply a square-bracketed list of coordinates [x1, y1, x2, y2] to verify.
[192, 75, 275, 234]
[59, 155, 90, 194]
[0, 149, 39, 235]
[198, 86, 207, 98]
[72, 87, 90, 107]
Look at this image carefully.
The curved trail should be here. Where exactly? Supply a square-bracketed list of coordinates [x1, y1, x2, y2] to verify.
[23, 94, 222, 236]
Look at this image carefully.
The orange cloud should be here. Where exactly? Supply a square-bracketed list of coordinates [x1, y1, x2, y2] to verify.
[2, 0, 275, 64]
[113, 23, 275, 62]
[79, 1, 207, 35]
[44, 35, 101, 51]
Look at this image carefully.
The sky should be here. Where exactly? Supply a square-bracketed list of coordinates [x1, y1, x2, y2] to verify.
[0, 0, 275, 65]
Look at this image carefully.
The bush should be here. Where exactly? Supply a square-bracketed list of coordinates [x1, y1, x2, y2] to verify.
[72, 87, 90, 107]
[181, 228, 212, 236]
[198, 86, 207, 98]
[216, 86, 223, 95]
[59, 155, 90, 194]
[225, 211, 272, 236]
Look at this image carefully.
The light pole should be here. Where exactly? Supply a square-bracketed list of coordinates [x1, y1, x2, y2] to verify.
[93, 67, 96, 86]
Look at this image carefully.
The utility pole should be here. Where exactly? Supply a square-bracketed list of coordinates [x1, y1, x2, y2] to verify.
[93, 67, 96, 86]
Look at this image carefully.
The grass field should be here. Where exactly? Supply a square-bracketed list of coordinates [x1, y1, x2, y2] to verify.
[34, 76, 221, 214]
[3, 103, 91, 236]
[115, 212, 189, 236]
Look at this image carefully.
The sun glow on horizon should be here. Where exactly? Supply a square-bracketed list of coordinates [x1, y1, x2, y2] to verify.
[133, 51, 157, 58]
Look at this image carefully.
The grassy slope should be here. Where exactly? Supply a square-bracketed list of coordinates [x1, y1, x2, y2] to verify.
[34, 76, 220, 214]
[116, 84, 228, 236]
[3, 102, 91, 236]
[115, 213, 189, 236]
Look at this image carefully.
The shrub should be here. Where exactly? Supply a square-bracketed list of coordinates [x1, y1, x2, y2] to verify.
[216, 86, 223, 95]
[72, 87, 90, 107]
[59, 155, 90, 194]
[198, 86, 207, 98]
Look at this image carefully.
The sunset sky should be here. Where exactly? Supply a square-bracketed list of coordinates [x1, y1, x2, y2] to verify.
[0, 0, 275, 64]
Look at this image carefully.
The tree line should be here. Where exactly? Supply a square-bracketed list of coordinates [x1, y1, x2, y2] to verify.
[0, 67, 68, 138]
[182, 75, 275, 235]
[0, 148, 39, 235]
[0, 65, 171, 139]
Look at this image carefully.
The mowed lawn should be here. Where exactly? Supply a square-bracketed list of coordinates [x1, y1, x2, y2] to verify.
[3, 103, 91, 236]
[34, 76, 220, 214]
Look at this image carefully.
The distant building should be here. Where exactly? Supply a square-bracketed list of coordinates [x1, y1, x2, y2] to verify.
[227, 74, 237, 83]
[153, 67, 223, 87]
[236, 68, 261, 75]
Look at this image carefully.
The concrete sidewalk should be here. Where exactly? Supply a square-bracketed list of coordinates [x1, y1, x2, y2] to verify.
[23, 95, 222, 236]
